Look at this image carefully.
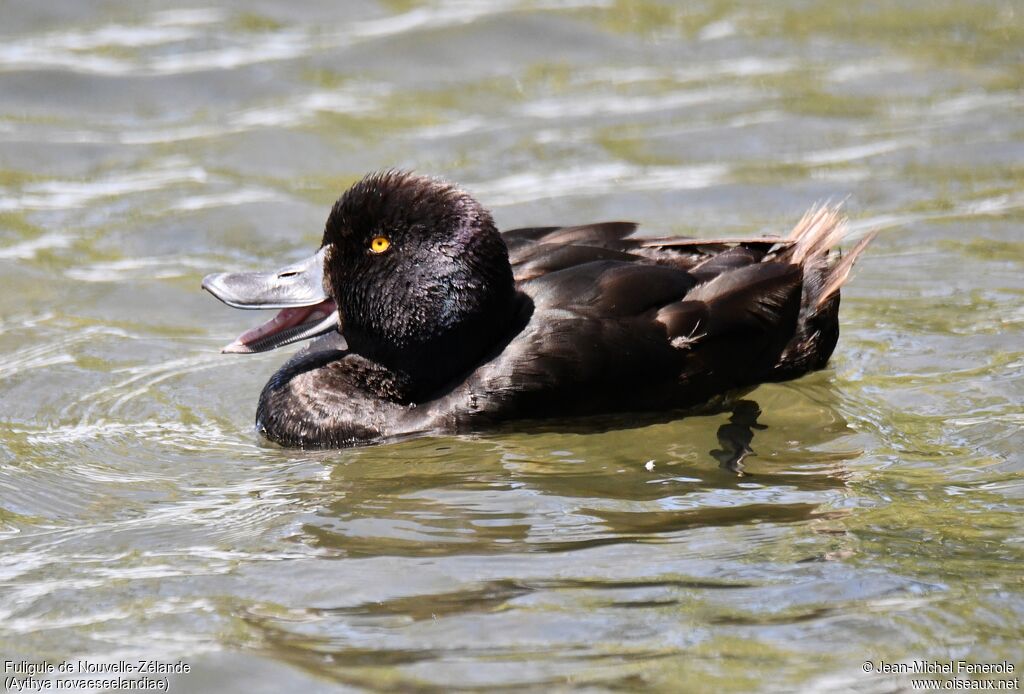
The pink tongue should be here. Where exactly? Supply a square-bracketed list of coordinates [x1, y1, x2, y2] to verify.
[223, 301, 333, 353]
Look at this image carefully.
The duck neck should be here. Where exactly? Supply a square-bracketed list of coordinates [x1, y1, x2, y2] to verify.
[345, 292, 518, 401]
[341, 246, 519, 401]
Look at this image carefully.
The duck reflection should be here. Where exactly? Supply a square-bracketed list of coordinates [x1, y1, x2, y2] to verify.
[247, 379, 864, 689]
[711, 400, 768, 475]
[286, 378, 859, 559]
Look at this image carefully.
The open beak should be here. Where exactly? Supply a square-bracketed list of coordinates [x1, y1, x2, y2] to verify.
[202, 247, 339, 354]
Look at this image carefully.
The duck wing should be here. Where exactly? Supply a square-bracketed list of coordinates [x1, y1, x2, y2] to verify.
[457, 205, 873, 425]
[503, 221, 795, 281]
[505, 222, 644, 281]
[502, 221, 638, 250]
[446, 251, 805, 424]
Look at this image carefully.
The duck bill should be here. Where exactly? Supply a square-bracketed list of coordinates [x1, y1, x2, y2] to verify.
[202, 247, 339, 354]
[216, 302, 338, 354]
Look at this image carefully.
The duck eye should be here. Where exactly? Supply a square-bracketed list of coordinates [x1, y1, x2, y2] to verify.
[369, 236, 391, 254]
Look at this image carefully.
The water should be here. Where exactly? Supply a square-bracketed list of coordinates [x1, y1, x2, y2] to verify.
[1, 1, 1022, 691]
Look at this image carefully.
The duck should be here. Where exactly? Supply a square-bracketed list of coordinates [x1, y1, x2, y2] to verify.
[202, 170, 873, 449]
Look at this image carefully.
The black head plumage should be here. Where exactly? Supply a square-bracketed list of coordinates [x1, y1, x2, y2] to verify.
[321, 170, 518, 398]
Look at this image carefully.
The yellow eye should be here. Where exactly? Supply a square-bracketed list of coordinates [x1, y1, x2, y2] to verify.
[369, 236, 391, 254]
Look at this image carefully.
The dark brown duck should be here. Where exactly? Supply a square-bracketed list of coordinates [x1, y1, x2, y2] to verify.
[202, 170, 873, 448]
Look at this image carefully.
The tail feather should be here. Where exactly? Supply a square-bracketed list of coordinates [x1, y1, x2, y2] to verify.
[783, 203, 874, 307]
[816, 230, 877, 308]
[768, 203, 876, 379]
[787, 203, 847, 264]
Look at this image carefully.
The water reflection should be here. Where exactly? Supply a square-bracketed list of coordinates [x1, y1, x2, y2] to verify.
[285, 383, 857, 561]
[207, 376, 893, 687]
[711, 399, 768, 474]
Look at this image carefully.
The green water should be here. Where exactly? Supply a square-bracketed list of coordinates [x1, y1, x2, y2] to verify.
[1, 1, 1022, 691]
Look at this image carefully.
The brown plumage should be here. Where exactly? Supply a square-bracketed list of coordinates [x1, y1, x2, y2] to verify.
[209, 171, 873, 448]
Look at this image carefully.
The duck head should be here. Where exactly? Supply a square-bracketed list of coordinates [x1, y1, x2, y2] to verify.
[324, 170, 516, 395]
[205, 170, 518, 397]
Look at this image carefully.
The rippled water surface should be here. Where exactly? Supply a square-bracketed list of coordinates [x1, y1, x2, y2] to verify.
[1, 1, 1022, 691]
